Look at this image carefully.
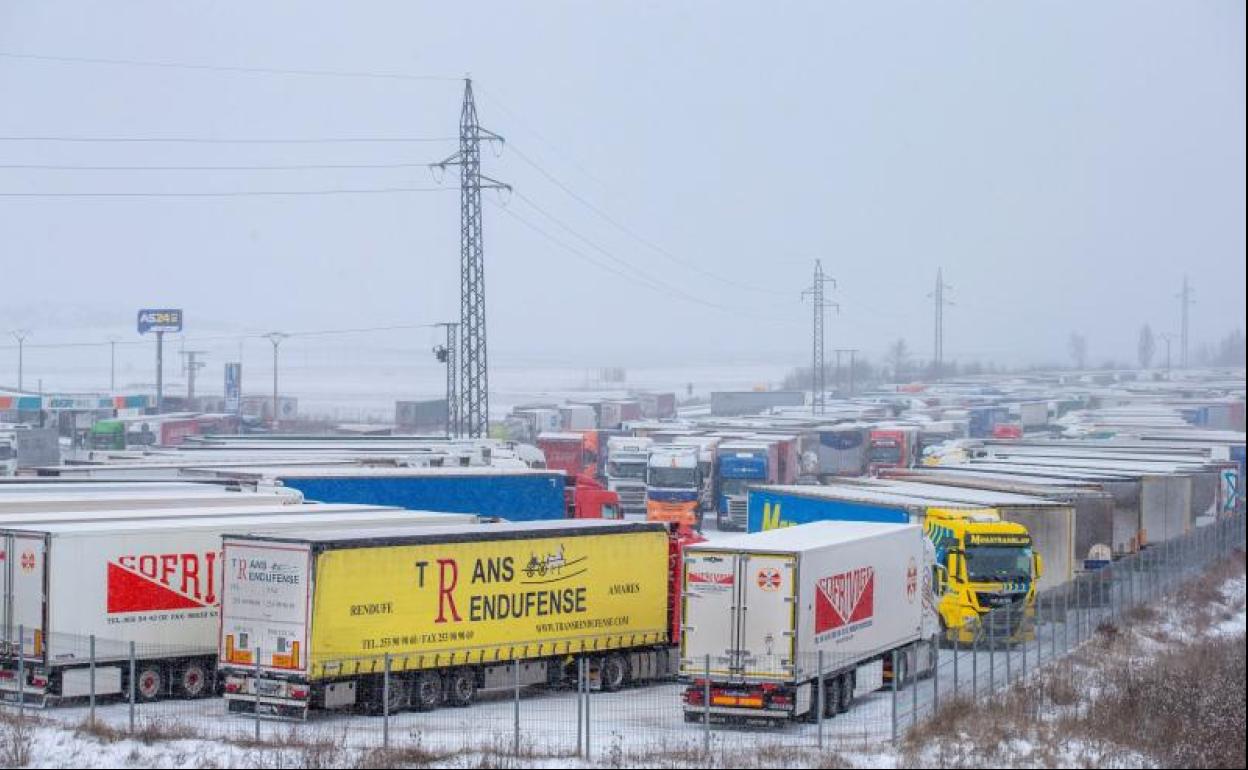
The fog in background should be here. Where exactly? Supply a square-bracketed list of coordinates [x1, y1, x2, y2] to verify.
[1, 1, 1244, 403]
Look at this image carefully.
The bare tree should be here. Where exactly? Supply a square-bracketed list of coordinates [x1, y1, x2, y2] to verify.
[887, 338, 910, 380]
[1068, 332, 1088, 370]
[1138, 324, 1156, 369]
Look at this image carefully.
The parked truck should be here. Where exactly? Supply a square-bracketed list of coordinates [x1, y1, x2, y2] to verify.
[218, 520, 688, 718]
[0, 505, 479, 704]
[868, 427, 921, 475]
[715, 441, 776, 531]
[746, 485, 1042, 644]
[679, 521, 939, 723]
[647, 445, 703, 530]
[673, 436, 721, 517]
[606, 436, 653, 517]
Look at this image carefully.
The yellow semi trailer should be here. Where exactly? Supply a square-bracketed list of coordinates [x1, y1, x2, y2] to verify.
[218, 520, 683, 718]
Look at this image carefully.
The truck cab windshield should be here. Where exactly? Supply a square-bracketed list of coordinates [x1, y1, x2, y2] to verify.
[719, 478, 750, 496]
[964, 545, 1033, 583]
[607, 461, 646, 480]
[869, 445, 902, 464]
[648, 467, 697, 488]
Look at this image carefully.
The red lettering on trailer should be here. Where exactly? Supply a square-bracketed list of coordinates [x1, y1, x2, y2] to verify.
[815, 567, 874, 633]
[107, 551, 220, 613]
[435, 558, 461, 623]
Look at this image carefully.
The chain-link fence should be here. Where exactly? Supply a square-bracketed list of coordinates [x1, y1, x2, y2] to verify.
[1, 512, 1243, 762]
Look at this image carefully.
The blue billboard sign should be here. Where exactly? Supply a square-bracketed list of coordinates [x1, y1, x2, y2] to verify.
[137, 308, 183, 334]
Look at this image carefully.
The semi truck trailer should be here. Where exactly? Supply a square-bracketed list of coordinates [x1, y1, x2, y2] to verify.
[218, 520, 689, 719]
[747, 485, 1042, 644]
[679, 521, 939, 722]
[0, 506, 479, 705]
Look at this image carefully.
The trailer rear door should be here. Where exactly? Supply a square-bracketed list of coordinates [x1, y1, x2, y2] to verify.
[219, 538, 312, 674]
[1, 532, 46, 660]
[682, 549, 796, 681]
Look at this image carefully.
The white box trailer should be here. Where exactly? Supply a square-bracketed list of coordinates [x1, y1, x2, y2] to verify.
[0, 506, 478, 705]
[679, 521, 938, 722]
[0, 488, 302, 515]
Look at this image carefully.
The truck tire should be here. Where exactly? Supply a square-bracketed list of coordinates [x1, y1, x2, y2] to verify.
[837, 673, 853, 713]
[175, 660, 210, 699]
[600, 654, 628, 692]
[134, 664, 165, 702]
[823, 676, 840, 719]
[412, 672, 442, 712]
[445, 669, 476, 707]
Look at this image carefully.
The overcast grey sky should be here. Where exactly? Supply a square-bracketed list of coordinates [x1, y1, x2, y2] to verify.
[1, 1, 1244, 373]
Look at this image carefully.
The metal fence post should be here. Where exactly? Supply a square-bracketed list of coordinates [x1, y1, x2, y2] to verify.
[128, 641, 136, 733]
[816, 650, 824, 749]
[382, 654, 391, 750]
[16, 624, 24, 715]
[702, 654, 711, 757]
[932, 645, 939, 710]
[254, 646, 262, 742]
[1020, 621, 1027, 681]
[988, 614, 996, 691]
[972, 624, 979, 698]
[890, 648, 899, 743]
[576, 657, 583, 758]
[1050, 594, 1056, 662]
[952, 632, 959, 698]
[512, 659, 521, 757]
[89, 634, 97, 725]
[910, 646, 918, 722]
[1004, 614, 1012, 684]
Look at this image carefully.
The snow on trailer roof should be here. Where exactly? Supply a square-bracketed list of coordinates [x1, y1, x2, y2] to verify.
[33, 458, 362, 474]
[984, 456, 1218, 475]
[751, 484, 989, 511]
[959, 461, 1139, 481]
[0, 500, 358, 526]
[690, 520, 919, 553]
[186, 465, 564, 480]
[0, 481, 226, 494]
[230, 518, 667, 547]
[836, 479, 1064, 508]
[0, 505, 460, 536]
[890, 467, 1105, 489]
[537, 432, 589, 441]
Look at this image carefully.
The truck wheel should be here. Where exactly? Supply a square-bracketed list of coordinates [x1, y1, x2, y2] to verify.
[600, 654, 628, 692]
[134, 665, 165, 702]
[445, 669, 476, 707]
[823, 676, 840, 718]
[837, 673, 853, 713]
[175, 660, 210, 699]
[412, 672, 442, 711]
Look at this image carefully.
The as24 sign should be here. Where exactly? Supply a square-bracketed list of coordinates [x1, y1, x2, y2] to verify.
[137, 308, 183, 334]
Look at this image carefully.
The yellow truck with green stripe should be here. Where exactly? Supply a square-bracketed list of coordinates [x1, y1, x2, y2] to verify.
[924, 507, 1041, 644]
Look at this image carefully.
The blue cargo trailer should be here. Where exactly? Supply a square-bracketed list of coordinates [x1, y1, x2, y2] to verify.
[747, 484, 912, 532]
[181, 466, 567, 521]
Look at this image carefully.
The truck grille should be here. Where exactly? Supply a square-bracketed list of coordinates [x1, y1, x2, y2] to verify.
[729, 499, 748, 527]
[976, 592, 1028, 638]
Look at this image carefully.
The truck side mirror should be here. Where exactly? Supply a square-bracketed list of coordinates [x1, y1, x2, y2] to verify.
[945, 553, 958, 585]
[1034, 553, 1044, 580]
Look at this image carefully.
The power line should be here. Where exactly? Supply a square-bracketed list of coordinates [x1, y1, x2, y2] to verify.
[0, 186, 455, 198]
[490, 196, 794, 325]
[0, 323, 439, 352]
[0, 136, 456, 144]
[0, 50, 460, 82]
[507, 143, 792, 296]
[0, 161, 437, 171]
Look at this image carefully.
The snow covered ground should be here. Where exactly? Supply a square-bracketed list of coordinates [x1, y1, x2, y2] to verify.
[3, 555, 1243, 768]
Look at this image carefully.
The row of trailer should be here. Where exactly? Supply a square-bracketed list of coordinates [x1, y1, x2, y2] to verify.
[0, 477, 944, 726]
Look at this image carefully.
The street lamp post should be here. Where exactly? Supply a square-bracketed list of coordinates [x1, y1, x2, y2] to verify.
[11, 330, 31, 392]
[263, 333, 288, 430]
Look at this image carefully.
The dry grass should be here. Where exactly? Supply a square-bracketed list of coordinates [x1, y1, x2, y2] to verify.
[901, 550, 1247, 769]
[0, 712, 34, 767]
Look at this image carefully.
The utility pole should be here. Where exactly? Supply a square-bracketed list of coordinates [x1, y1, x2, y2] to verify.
[434, 78, 510, 438]
[154, 331, 165, 413]
[801, 260, 838, 415]
[928, 268, 954, 381]
[433, 322, 460, 437]
[263, 333, 288, 430]
[109, 340, 117, 392]
[11, 329, 30, 392]
[181, 350, 207, 404]
[1177, 275, 1194, 369]
[1159, 333, 1174, 374]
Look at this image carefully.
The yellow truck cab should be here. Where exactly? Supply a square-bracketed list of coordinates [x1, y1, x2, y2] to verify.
[925, 507, 1042, 644]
